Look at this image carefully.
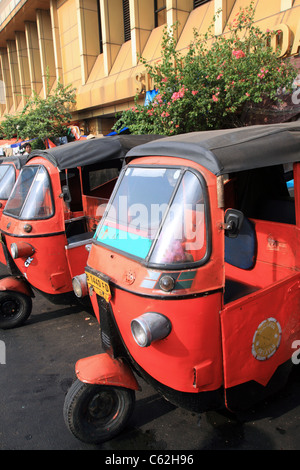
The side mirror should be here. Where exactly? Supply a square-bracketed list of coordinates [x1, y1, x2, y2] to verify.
[224, 209, 244, 238]
[62, 185, 72, 203]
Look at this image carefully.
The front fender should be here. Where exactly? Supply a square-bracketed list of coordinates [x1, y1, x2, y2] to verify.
[75, 353, 140, 391]
[0, 276, 34, 297]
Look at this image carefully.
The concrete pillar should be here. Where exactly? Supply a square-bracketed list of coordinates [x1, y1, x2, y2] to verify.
[36, 9, 56, 95]
[25, 21, 43, 95]
[76, 0, 100, 84]
[130, 0, 155, 65]
[166, 0, 193, 38]
[7, 40, 22, 110]
[50, 0, 63, 81]
[100, 0, 124, 75]
[15, 31, 31, 105]
[214, 0, 235, 35]
[0, 49, 13, 113]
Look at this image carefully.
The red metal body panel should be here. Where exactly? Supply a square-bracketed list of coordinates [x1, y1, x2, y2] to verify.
[111, 288, 223, 393]
[65, 242, 93, 280]
[221, 273, 300, 388]
[75, 353, 140, 390]
[0, 156, 91, 296]
[86, 157, 225, 393]
[81, 157, 300, 409]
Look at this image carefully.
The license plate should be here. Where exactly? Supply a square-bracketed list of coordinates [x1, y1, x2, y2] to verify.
[86, 271, 111, 302]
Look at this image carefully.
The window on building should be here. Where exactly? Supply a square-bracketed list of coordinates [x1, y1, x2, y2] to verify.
[123, 0, 131, 42]
[193, 0, 211, 9]
[154, 0, 166, 27]
[97, 1, 103, 54]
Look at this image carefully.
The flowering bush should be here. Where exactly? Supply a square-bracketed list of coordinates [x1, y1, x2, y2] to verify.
[113, 2, 297, 135]
[0, 72, 76, 147]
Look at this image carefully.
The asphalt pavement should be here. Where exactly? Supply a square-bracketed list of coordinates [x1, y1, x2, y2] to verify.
[0, 263, 300, 452]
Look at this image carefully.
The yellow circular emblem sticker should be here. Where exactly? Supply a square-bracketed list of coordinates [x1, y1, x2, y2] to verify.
[252, 318, 281, 361]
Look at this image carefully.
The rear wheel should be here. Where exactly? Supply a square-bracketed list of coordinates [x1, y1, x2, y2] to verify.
[0, 291, 32, 329]
[63, 379, 135, 444]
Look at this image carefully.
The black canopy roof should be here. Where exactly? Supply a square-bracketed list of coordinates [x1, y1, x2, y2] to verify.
[27, 134, 162, 170]
[1, 155, 27, 170]
[126, 122, 300, 176]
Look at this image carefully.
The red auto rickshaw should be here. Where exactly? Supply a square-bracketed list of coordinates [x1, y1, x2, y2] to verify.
[64, 122, 300, 444]
[0, 135, 160, 329]
[0, 155, 27, 219]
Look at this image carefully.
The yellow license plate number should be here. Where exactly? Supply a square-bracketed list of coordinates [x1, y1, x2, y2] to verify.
[86, 272, 111, 302]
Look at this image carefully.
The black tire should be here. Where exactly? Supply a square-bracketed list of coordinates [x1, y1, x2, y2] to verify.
[0, 290, 32, 329]
[63, 379, 135, 444]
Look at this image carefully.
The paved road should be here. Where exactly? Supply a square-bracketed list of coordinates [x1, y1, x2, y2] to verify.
[0, 264, 300, 452]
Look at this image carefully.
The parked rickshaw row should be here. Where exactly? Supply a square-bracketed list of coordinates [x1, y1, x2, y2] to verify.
[0, 123, 300, 445]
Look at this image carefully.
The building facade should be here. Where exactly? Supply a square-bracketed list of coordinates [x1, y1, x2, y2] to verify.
[0, 0, 299, 136]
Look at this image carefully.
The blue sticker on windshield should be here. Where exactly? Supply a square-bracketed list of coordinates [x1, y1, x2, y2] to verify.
[96, 225, 152, 259]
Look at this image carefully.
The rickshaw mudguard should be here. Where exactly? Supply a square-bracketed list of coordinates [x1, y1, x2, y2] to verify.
[75, 353, 141, 391]
[0, 276, 34, 297]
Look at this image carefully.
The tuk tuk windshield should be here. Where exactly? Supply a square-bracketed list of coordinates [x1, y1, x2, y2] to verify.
[0, 165, 16, 199]
[94, 166, 207, 265]
[4, 165, 54, 219]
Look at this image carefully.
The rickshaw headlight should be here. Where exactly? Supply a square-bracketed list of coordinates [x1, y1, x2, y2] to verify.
[72, 274, 88, 298]
[11, 242, 35, 259]
[131, 312, 171, 348]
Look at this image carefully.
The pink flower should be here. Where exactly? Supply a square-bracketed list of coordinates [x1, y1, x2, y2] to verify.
[212, 95, 219, 102]
[245, 92, 250, 97]
[217, 73, 223, 80]
[192, 90, 198, 95]
[162, 77, 168, 83]
[171, 86, 186, 102]
[258, 68, 269, 79]
[232, 50, 245, 59]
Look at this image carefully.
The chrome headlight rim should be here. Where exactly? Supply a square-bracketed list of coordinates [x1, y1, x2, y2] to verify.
[131, 312, 171, 348]
[72, 273, 88, 298]
[10, 243, 19, 259]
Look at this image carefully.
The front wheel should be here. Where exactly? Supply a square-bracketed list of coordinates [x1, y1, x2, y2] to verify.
[0, 290, 32, 329]
[63, 379, 135, 444]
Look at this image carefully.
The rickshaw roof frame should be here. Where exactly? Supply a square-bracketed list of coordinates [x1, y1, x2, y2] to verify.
[27, 135, 162, 171]
[126, 122, 300, 176]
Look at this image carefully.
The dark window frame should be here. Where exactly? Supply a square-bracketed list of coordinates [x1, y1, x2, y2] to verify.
[154, 0, 166, 28]
[193, 0, 211, 9]
[97, 1, 103, 54]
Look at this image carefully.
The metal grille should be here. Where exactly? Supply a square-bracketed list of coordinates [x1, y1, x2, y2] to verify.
[193, 0, 211, 8]
[97, 295, 126, 359]
[123, 0, 131, 42]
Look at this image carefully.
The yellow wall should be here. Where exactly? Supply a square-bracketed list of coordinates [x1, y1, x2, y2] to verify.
[0, 0, 299, 132]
